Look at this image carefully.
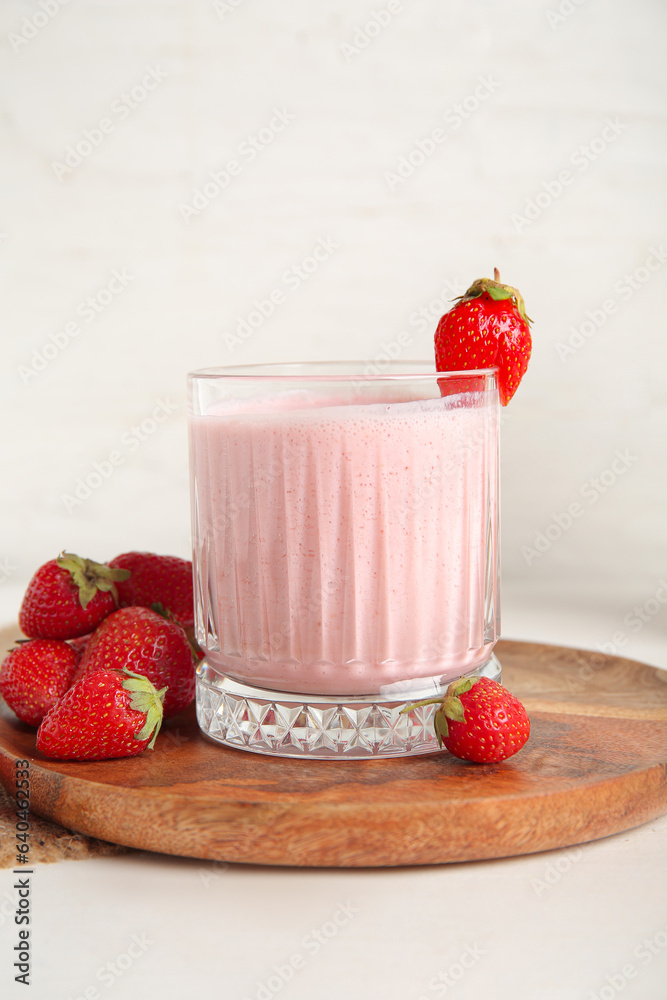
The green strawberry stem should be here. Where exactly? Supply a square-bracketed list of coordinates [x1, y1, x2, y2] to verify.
[150, 601, 173, 620]
[399, 696, 444, 713]
[57, 552, 131, 609]
[455, 269, 532, 326]
[121, 667, 166, 749]
[400, 676, 479, 714]
[401, 678, 477, 748]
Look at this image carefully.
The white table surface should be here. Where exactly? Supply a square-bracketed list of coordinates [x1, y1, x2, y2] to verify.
[2, 810, 667, 1000]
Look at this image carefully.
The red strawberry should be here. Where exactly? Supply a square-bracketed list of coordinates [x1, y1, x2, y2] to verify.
[108, 552, 194, 628]
[19, 553, 130, 640]
[36, 667, 165, 761]
[0, 639, 79, 727]
[405, 676, 530, 763]
[78, 606, 195, 717]
[149, 603, 204, 663]
[434, 269, 532, 405]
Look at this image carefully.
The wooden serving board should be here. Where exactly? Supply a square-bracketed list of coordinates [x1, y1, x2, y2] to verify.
[1, 637, 666, 868]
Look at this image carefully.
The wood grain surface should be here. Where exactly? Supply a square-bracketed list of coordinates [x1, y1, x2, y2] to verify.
[1, 637, 666, 868]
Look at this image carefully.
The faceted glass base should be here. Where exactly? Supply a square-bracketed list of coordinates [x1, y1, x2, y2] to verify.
[196, 654, 501, 759]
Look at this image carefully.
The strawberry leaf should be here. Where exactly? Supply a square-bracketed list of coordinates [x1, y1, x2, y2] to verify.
[150, 602, 173, 620]
[460, 273, 532, 326]
[121, 667, 166, 750]
[485, 285, 514, 302]
[441, 694, 466, 723]
[449, 677, 477, 698]
[57, 552, 131, 609]
[433, 709, 449, 747]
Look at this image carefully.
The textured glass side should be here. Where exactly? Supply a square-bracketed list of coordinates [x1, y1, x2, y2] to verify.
[196, 655, 501, 759]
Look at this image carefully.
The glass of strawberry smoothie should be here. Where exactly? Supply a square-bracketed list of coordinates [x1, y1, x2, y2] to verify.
[188, 362, 500, 758]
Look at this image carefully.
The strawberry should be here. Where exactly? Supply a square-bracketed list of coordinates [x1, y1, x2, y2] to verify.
[36, 666, 165, 760]
[78, 606, 195, 717]
[0, 639, 79, 727]
[150, 602, 204, 663]
[404, 676, 530, 763]
[108, 552, 194, 628]
[19, 552, 130, 641]
[434, 269, 532, 405]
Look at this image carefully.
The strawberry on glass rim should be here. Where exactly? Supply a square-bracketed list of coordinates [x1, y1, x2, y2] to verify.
[434, 268, 532, 405]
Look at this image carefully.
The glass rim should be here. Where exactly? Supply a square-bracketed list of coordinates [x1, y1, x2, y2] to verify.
[187, 361, 498, 382]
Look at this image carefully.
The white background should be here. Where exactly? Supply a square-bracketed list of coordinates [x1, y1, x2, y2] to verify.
[1, 1, 666, 998]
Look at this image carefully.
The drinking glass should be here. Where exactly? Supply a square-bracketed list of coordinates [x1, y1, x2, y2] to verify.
[188, 361, 500, 758]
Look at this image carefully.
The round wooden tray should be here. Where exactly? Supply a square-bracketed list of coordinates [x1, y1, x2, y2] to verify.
[1, 637, 666, 867]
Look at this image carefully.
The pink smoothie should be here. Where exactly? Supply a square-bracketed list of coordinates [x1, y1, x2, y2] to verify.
[190, 388, 499, 696]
